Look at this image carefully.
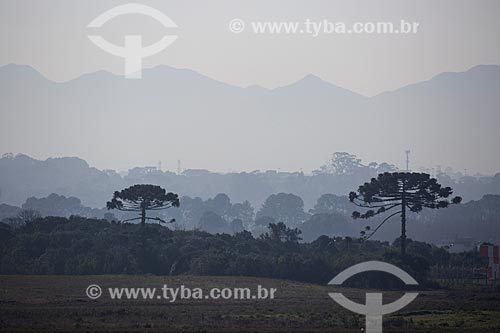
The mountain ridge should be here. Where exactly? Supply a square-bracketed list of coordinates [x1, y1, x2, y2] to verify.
[3, 62, 498, 97]
[0, 62, 499, 175]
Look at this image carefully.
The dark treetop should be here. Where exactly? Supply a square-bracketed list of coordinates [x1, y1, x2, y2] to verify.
[349, 172, 462, 254]
[106, 184, 179, 225]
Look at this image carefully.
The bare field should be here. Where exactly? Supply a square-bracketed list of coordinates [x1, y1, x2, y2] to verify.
[0, 275, 499, 332]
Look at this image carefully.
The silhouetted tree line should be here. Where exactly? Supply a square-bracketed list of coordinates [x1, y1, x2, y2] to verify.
[1, 153, 499, 209]
[0, 215, 474, 286]
[2, 191, 500, 245]
[0, 175, 495, 286]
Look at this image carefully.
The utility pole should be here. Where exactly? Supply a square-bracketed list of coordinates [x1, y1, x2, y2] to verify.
[405, 150, 410, 171]
[401, 174, 407, 256]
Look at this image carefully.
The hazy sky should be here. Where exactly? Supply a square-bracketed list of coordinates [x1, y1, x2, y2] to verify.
[1, 0, 499, 96]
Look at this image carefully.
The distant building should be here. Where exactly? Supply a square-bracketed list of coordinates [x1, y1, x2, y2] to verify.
[479, 244, 500, 280]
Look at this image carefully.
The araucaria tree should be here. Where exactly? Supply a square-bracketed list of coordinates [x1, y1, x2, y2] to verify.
[349, 172, 461, 255]
[107, 184, 180, 225]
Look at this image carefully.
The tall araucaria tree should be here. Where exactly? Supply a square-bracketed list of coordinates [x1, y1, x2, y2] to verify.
[349, 172, 461, 255]
[106, 184, 180, 225]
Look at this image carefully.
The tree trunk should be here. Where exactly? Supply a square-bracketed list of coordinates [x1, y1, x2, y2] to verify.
[401, 179, 407, 256]
[140, 206, 146, 225]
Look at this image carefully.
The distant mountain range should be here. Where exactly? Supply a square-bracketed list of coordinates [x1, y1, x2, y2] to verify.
[0, 64, 499, 174]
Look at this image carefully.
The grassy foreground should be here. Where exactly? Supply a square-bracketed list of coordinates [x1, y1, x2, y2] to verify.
[0, 275, 499, 332]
